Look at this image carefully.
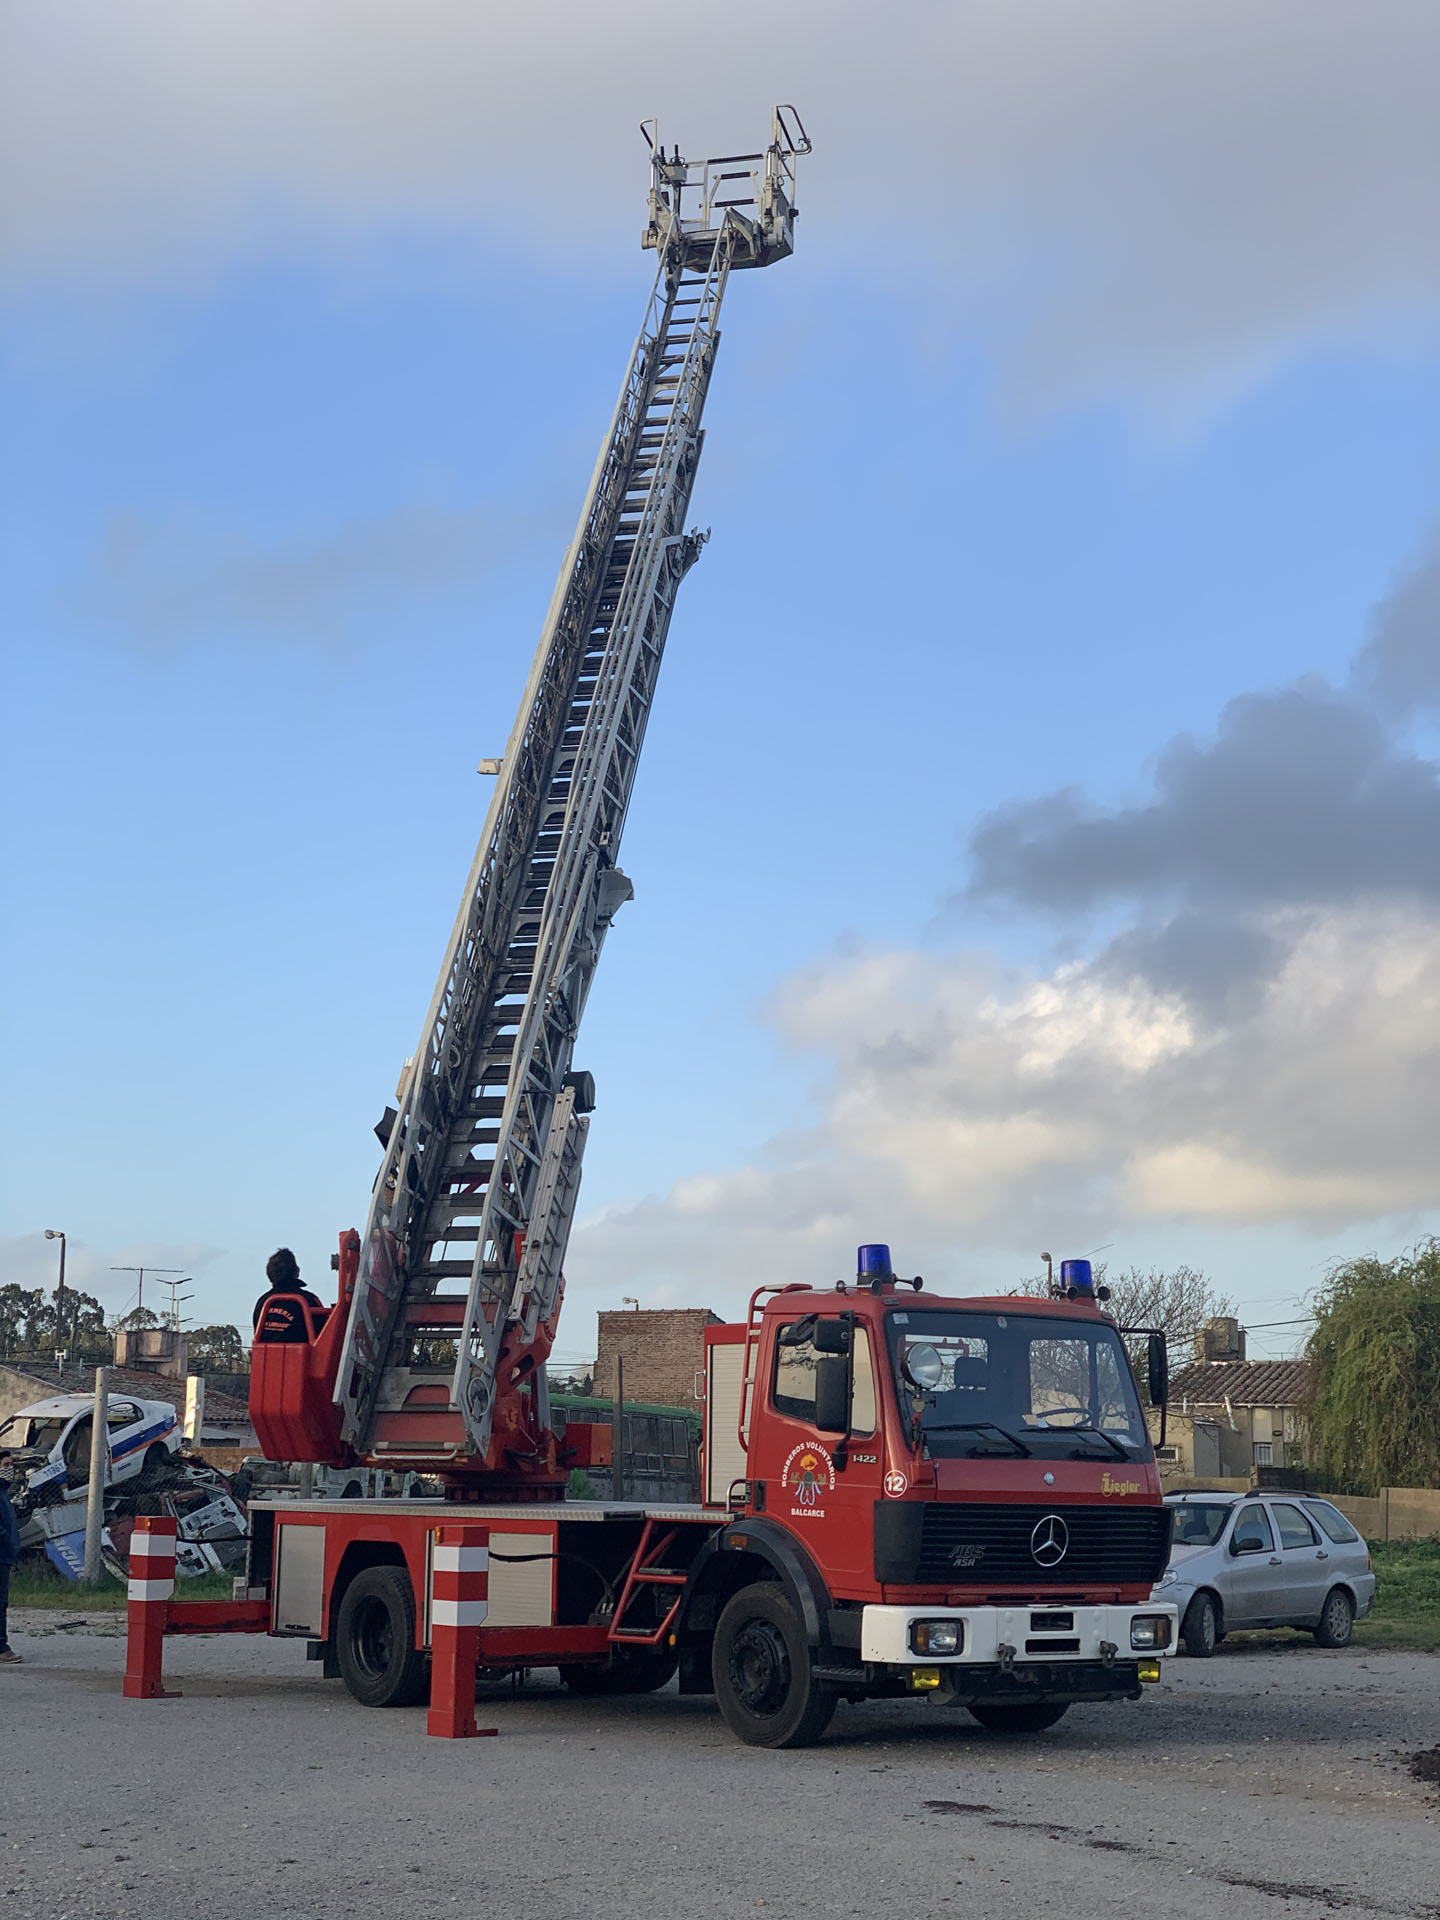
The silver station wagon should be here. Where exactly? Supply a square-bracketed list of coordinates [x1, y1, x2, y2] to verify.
[1154, 1491, 1375, 1656]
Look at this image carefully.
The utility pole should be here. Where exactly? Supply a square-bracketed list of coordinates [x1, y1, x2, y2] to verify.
[614, 1355, 626, 1505]
[83, 1365, 108, 1584]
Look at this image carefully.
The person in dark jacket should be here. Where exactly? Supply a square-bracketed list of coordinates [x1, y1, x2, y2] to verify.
[0, 1475, 21, 1664]
[252, 1247, 324, 1344]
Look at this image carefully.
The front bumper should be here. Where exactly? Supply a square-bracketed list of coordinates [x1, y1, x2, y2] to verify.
[860, 1601, 1178, 1667]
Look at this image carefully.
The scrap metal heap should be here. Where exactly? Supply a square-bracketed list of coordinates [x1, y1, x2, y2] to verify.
[253, 110, 810, 1493]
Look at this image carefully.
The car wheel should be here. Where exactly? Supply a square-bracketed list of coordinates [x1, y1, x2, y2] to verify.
[559, 1651, 678, 1695]
[712, 1582, 836, 1749]
[1313, 1587, 1355, 1649]
[1181, 1592, 1218, 1658]
[968, 1703, 1070, 1733]
[335, 1565, 429, 1708]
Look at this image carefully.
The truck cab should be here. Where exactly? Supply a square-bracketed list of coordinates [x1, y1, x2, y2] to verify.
[695, 1246, 1177, 1742]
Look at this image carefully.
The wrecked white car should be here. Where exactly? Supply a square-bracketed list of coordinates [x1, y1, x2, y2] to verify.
[0, 1393, 181, 1510]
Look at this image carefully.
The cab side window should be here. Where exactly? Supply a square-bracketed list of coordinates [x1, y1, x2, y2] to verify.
[1230, 1503, 1275, 1553]
[773, 1323, 820, 1421]
[773, 1320, 876, 1434]
[1272, 1502, 1318, 1550]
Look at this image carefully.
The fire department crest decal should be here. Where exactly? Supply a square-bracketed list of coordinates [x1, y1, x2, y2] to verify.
[783, 1443, 835, 1519]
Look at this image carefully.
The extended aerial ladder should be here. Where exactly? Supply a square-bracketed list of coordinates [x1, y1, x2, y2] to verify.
[319, 108, 810, 1488]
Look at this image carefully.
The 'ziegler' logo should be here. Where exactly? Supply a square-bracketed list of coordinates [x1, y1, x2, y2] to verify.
[1100, 1472, 1144, 1496]
[782, 1443, 835, 1519]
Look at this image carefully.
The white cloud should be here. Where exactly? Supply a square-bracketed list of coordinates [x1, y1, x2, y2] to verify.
[3, 2, 1438, 412]
[567, 905, 1440, 1310]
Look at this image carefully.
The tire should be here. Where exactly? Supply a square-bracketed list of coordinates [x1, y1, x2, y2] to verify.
[334, 1565, 429, 1708]
[967, 1702, 1070, 1733]
[559, 1650, 678, 1695]
[712, 1582, 836, 1749]
[1313, 1587, 1355, 1649]
[1182, 1592, 1219, 1658]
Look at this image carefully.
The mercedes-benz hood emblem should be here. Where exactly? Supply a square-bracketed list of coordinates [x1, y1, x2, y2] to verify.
[1030, 1513, 1070, 1566]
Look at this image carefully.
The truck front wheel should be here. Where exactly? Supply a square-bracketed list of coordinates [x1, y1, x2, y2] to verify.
[335, 1565, 429, 1708]
[968, 1702, 1070, 1733]
[712, 1582, 836, 1749]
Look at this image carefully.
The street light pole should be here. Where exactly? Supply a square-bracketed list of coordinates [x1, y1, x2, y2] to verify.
[44, 1229, 66, 1363]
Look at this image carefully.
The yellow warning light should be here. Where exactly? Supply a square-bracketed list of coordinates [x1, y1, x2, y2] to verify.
[1137, 1661, 1162, 1684]
[909, 1667, 942, 1691]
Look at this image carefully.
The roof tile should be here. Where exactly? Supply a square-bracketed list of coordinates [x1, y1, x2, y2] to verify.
[1168, 1357, 1311, 1408]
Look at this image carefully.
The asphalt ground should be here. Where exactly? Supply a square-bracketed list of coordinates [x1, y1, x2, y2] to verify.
[3, 1610, 1437, 1920]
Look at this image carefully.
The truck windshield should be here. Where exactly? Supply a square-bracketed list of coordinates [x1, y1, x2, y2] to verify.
[884, 1310, 1149, 1460]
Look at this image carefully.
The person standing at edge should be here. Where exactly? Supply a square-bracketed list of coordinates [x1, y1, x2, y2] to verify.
[0, 1472, 21, 1664]
[252, 1247, 325, 1345]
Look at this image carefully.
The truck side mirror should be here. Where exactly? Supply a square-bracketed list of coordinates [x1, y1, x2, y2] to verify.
[813, 1357, 849, 1434]
[813, 1319, 850, 1356]
[1147, 1332, 1168, 1408]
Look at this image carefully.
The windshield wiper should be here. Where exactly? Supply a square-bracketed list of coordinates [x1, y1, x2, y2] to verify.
[1053, 1424, 1130, 1460]
[922, 1421, 1032, 1458]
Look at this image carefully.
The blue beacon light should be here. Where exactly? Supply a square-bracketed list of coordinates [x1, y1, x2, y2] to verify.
[857, 1244, 893, 1280]
[1060, 1258, 1094, 1298]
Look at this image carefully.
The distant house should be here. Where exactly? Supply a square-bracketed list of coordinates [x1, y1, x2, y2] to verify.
[1150, 1318, 1311, 1480]
[593, 1307, 721, 1410]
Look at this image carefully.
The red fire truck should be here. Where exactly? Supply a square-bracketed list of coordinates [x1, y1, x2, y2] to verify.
[225, 116, 1177, 1747]
[246, 1239, 1176, 1747]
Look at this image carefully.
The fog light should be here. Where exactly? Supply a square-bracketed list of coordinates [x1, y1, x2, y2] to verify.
[910, 1619, 962, 1656]
[1130, 1615, 1173, 1651]
[1137, 1661, 1162, 1684]
[909, 1667, 942, 1691]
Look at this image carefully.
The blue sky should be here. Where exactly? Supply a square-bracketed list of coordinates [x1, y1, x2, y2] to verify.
[4, 2, 1439, 1364]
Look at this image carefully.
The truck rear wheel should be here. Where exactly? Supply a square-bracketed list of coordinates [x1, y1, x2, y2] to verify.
[559, 1650, 677, 1695]
[335, 1565, 429, 1708]
[968, 1702, 1070, 1733]
[712, 1582, 836, 1749]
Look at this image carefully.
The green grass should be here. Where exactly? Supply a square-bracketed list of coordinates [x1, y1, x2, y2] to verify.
[8, 1563, 237, 1610]
[1353, 1539, 1440, 1652]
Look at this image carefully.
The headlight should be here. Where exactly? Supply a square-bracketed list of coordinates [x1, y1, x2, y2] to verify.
[910, 1619, 962, 1656]
[1157, 1568, 1178, 1586]
[1130, 1615, 1173, 1651]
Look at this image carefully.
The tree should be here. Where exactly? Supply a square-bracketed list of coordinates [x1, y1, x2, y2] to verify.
[0, 1286, 44, 1359]
[0, 1284, 110, 1363]
[114, 1306, 161, 1333]
[186, 1324, 247, 1374]
[1304, 1240, 1440, 1495]
[1016, 1263, 1235, 1401]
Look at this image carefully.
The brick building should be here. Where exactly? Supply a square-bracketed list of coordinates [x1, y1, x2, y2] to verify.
[593, 1308, 720, 1410]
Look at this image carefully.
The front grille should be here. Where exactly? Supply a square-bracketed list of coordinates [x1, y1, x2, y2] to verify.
[915, 1502, 1171, 1585]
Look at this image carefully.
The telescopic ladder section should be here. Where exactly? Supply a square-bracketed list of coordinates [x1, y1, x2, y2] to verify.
[335, 108, 811, 1468]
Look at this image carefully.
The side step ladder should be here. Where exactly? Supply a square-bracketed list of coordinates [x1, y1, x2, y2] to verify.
[608, 1521, 690, 1649]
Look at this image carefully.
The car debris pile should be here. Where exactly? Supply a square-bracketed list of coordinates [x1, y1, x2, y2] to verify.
[0, 1391, 247, 1581]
